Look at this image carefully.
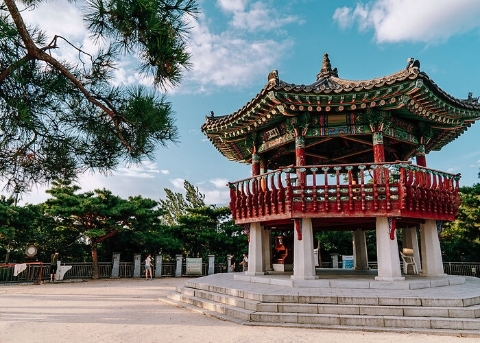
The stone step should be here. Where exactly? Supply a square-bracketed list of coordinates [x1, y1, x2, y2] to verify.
[166, 292, 253, 322]
[165, 290, 480, 333]
[182, 281, 480, 307]
[178, 285, 480, 318]
[251, 312, 480, 330]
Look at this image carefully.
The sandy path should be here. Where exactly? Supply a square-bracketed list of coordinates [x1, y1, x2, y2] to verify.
[0, 278, 476, 343]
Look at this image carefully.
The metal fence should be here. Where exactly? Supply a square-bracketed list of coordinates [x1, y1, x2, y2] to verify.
[443, 262, 480, 277]
[1, 261, 478, 285]
[0, 260, 228, 284]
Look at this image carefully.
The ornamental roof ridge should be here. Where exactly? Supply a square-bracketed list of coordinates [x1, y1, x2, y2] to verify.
[202, 55, 480, 132]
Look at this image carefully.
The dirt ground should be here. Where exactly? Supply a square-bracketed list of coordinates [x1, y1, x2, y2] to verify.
[0, 277, 477, 343]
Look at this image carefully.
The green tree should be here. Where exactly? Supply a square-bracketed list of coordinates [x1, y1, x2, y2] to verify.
[0, 196, 18, 262]
[171, 205, 247, 264]
[158, 180, 205, 225]
[441, 184, 480, 261]
[0, 197, 53, 263]
[0, 0, 197, 196]
[44, 180, 163, 278]
[107, 195, 181, 261]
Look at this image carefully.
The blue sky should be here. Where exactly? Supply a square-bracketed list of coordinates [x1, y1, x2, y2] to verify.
[16, 0, 480, 205]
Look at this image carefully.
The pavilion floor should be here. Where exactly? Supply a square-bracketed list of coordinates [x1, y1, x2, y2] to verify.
[234, 268, 467, 290]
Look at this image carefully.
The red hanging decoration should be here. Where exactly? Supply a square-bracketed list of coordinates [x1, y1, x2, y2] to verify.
[294, 218, 302, 240]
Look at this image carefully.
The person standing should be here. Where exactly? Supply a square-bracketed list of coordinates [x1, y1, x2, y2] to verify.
[145, 254, 153, 280]
[241, 253, 248, 272]
[50, 251, 59, 282]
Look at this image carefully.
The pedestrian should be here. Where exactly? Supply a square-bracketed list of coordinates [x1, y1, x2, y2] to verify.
[230, 254, 236, 272]
[50, 251, 59, 282]
[241, 253, 248, 272]
[145, 254, 153, 280]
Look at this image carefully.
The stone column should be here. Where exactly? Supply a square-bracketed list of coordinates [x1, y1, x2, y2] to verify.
[208, 255, 215, 275]
[262, 227, 272, 271]
[227, 254, 233, 273]
[420, 220, 446, 277]
[155, 254, 163, 278]
[402, 227, 421, 273]
[353, 229, 369, 270]
[111, 252, 120, 278]
[175, 254, 183, 277]
[133, 254, 141, 278]
[375, 217, 404, 281]
[292, 218, 316, 280]
[245, 222, 264, 276]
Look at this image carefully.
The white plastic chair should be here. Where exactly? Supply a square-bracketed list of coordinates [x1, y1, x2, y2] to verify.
[400, 252, 418, 274]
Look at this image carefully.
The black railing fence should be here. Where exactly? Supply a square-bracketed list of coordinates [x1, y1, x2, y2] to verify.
[1, 260, 478, 285]
[0, 260, 228, 284]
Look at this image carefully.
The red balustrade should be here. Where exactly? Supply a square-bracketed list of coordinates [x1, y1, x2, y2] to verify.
[228, 162, 461, 224]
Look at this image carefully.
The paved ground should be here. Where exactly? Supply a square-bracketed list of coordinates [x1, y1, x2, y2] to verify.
[0, 277, 478, 343]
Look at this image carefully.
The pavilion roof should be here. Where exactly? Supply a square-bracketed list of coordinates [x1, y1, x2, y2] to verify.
[202, 53, 480, 164]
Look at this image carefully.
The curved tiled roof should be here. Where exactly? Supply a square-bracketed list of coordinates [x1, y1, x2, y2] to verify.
[202, 53, 480, 164]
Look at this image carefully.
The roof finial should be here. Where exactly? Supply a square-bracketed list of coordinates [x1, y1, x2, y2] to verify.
[321, 53, 332, 74]
[317, 53, 338, 80]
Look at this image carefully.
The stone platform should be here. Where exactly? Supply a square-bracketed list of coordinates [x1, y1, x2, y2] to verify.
[235, 269, 466, 290]
[163, 271, 480, 336]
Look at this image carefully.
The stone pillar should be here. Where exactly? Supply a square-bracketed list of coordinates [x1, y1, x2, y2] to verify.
[262, 227, 272, 271]
[375, 217, 404, 281]
[133, 254, 141, 278]
[227, 254, 233, 273]
[175, 254, 183, 277]
[208, 255, 215, 275]
[420, 220, 446, 277]
[353, 229, 369, 270]
[111, 252, 120, 278]
[402, 227, 421, 273]
[155, 254, 162, 278]
[245, 222, 264, 276]
[56, 260, 61, 281]
[292, 218, 316, 280]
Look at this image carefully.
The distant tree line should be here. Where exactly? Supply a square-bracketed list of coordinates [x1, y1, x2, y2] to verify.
[0, 180, 247, 278]
[1, 181, 479, 278]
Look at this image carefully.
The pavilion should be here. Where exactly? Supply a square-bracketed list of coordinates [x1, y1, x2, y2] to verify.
[201, 54, 480, 281]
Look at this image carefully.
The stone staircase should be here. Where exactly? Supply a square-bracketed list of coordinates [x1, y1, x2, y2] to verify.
[163, 274, 480, 336]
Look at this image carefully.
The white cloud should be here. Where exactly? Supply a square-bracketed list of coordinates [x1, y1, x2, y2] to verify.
[210, 178, 229, 188]
[114, 161, 160, 178]
[170, 178, 186, 190]
[160, 170, 170, 175]
[333, 0, 480, 44]
[203, 188, 230, 205]
[21, 0, 87, 42]
[227, 1, 299, 32]
[182, 13, 293, 92]
[20, 0, 299, 93]
[196, 178, 230, 205]
[217, 0, 248, 13]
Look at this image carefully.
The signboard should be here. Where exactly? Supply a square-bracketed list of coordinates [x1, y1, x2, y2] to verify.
[313, 249, 319, 267]
[342, 255, 354, 269]
[186, 258, 203, 275]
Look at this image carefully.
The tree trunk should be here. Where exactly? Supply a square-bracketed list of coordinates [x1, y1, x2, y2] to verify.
[91, 240, 99, 279]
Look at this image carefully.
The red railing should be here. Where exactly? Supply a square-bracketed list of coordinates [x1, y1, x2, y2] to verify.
[228, 162, 461, 223]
